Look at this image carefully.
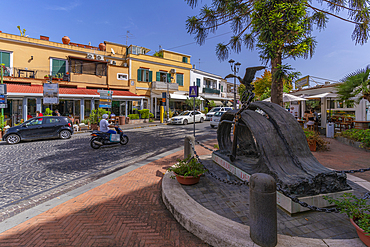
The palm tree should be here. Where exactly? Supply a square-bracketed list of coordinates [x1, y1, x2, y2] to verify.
[337, 66, 370, 103]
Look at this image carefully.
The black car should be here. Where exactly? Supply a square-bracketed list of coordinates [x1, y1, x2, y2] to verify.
[2, 116, 74, 144]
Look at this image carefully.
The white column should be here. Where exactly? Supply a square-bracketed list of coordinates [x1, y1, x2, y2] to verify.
[125, 101, 128, 117]
[140, 99, 143, 110]
[91, 99, 95, 111]
[154, 97, 157, 118]
[23, 98, 28, 121]
[80, 99, 84, 121]
[321, 98, 327, 126]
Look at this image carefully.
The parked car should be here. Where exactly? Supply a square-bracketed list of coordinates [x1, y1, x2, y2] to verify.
[210, 111, 226, 128]
[206, 107, 232, 120]
[2, 116, 74, 144]
[169, 111, 206, 125]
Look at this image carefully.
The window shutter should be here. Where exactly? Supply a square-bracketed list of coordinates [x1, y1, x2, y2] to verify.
[221, 86, 223, 92]
[149, 71, 153, 82]
[137, 69, 142, 81]
[0, 52, 10, 67]
[167, 73, 171, 83]
[156, 72, 160, 81]
[182, 57, 188, 63]
[196, 78, 200, 87]
[176, 74, 183, 86]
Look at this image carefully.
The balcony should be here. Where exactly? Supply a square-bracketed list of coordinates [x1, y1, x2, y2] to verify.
[151, 81, 178, 92]
[203, 87, 220, 94]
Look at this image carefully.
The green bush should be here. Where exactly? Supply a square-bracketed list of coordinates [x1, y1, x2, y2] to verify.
[204, 107, 209, 114]
[338, 129, 370, 147]
[149, 113, 154, 118]
[138, 109, 150, 119]
[89, 108, 111, 124]
[45, 108, 53, 116]
[128, 114, 139, 119]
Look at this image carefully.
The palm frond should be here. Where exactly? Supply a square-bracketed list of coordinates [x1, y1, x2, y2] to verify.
[216, 43, 229, 61]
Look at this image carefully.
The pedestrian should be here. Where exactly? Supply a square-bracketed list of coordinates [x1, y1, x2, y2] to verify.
[36, 111, 43, 117]
[54, 110, 60, 116]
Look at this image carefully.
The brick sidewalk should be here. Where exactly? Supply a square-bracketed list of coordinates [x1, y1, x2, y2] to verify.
[0, 143, 215, 246]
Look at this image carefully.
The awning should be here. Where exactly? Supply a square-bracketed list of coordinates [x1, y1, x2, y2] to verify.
[202, 95, 232, 101]
[212, 100, 224, 106]
[170, 93, 204, 101]
[263, 93, 307, 102]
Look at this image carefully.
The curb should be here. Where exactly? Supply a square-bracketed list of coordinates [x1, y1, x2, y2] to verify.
[335, 136, 370, 152]
[162, 156, 366, 247]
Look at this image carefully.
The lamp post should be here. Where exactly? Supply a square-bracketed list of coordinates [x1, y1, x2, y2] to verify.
[163, 74, 170, 122]
[228, 59, 241, 109]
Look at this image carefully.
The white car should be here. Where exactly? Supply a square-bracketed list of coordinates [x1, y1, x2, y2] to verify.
[169, 111, 206, 125]
[206, 107, 233, 120]
[210, 111, 226, 128]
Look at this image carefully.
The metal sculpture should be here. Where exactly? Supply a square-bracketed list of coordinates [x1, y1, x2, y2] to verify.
[217, 67, 350, 196]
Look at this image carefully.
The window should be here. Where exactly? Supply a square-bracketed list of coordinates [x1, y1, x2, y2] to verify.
[137, 69, 152, 82]
[26, 118, 43, 126]
[52, 59, 66, 76]
[221, 85, 223, 92]
[196, 78, 201, 87]
[182, 57, 188, 63]
[117, 73, 128, 80]
[156, 72, 170, 82]
[46, 118, 61, 124]
[71, 60, 83, 74]
[0, 51, 11, 76]
[176, 73, 184, 86]
[70, 59, 106, 76]
[96, 64, 106, 76]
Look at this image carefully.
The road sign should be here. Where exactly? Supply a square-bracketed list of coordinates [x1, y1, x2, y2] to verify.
[189, 86, 198, 97]
[99, 90, 113, 108]
[295, 76, 309, 88]
[0, 104, 7, 108]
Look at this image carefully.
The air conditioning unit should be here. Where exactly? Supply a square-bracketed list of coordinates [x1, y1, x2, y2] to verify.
[110, 60, 116, 65]
[170, 69, 176, 73]
[87, 53, 95, 59]
[96, 55, 104, 61]
[123, 63, 127, 67]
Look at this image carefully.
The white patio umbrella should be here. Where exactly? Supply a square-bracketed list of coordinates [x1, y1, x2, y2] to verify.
[263, 93, 307, 102]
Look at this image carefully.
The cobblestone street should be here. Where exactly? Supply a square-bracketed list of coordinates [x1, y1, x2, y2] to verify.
[0, 124, 215, 221]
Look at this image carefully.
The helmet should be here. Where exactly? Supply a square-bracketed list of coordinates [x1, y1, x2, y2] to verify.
[102, 114, 109, 119]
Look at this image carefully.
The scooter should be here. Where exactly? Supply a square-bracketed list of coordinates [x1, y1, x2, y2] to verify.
[90, 126, 129, 149]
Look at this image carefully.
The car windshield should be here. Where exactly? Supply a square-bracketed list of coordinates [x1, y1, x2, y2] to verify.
[209, 107, 221, 112]
[179, 111, 191, 116]
[214, 111, 225, 117]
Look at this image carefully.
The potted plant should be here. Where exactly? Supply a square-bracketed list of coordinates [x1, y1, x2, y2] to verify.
[89, 108, 110, 130]
[304, 129, 328, 152]
[44, 75, 49, 79]
[167, 156, 207, 185]
[324, 193, 370, 246]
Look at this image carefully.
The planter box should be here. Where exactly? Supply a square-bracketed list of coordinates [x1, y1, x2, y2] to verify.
[335, 136, 370, 152]
[126, 119, 148, 125]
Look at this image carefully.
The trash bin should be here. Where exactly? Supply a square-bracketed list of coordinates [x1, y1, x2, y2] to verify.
[119, 116, 125, 125]
[326, 123, 334, 138]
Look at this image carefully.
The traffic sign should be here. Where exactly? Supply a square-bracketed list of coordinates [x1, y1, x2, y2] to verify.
[189, 86, 198, 97]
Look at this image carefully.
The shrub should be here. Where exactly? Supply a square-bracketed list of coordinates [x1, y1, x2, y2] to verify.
[338, 129, 370, 147]
[167, 156, 207, 178]
[164, 109, 174, 118]
[149, 113, 154, 118]
[204, 107, 209, 114]
[304, 129, 329, 151]
[128, 114, 139, 119]
[44, 108, 53, 116]
[89, 108, 111, 124]
[138, 109, 150, 119]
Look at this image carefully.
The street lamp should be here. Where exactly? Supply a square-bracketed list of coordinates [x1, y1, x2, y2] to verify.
[228, 59, 241, 109]
[163, 74, 170, 122]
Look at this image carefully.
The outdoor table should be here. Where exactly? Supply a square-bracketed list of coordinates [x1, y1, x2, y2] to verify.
[354, 121, 370, 130]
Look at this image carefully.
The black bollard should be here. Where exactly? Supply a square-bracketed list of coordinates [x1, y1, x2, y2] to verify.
[184, 136, 195, 159]
[250, 173, 277, 247]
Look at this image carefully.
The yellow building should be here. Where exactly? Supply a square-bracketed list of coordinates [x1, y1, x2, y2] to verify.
[127, 47, 192, 118]
[0, 32, 143, 125]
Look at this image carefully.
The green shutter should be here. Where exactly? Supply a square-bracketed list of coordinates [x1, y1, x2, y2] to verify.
[182, 57, 188, 63]
[0, 52, 10, 67]
[156, 72, 160, 81]
[196, 78, 200, 87]
[176, 74, 183, 86]
[149, 71, 152, 82]
[52, 59, 66, 76]
[167, 73, 171, 83]
[137, 69, 142, 81]
[221, 86, 223, 92]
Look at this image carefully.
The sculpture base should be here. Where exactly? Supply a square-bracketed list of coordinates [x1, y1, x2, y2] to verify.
[212, 152, 353, 214]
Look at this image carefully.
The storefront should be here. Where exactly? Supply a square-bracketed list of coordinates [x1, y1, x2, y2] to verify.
[4, 83, 144, 126]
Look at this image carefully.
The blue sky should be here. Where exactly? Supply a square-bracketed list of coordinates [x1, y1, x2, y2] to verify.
[2, 0, 370, 88]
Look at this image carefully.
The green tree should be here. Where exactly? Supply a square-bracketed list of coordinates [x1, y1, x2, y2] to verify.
[186, 0, 370, 106]
[337, 66, 370, 103]
[185, 98, 202, 108]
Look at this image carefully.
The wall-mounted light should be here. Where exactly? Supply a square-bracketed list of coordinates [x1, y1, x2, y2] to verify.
[30, 56, 33, 60]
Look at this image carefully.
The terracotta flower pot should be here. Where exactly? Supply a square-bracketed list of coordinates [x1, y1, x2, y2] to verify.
[308, 140, 316, 152]
[62, 36, 70, 45]
[175, 174, 202, 185]
[350, 218, 370, 246]
[99, 43, 106, 51]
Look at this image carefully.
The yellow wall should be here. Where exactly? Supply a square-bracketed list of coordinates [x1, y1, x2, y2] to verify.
[129, 54, 192, 96]
[108, 65, 131, 88]
[105, 42, 128, 57]
[162, 50, 191, 64]
[0, 32, 132, 91]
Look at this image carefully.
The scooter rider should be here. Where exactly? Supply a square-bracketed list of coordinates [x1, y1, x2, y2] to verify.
[100, 114, 117, 134]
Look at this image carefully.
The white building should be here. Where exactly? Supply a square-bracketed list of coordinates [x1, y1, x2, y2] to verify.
[190, 68, 234, 108]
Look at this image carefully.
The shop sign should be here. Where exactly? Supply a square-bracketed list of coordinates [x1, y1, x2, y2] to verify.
[0, 84, 7, 108]
[295, 76, 309, 88]
[98, 90, 113, 108]
[43, 83, 59, 104]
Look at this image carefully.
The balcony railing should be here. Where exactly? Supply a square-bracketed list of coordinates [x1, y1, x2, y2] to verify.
[203, 87, 220, 94]
[151, 81, 178, 91]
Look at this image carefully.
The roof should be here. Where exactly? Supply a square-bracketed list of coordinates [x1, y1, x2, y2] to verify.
[6, 84, 142, 98]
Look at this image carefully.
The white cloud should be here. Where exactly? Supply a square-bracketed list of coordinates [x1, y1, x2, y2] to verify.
[46, 1, 81, 11]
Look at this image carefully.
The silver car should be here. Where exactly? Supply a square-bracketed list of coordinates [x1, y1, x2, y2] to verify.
[210, 111, 226, 128]
[206, 107, 232, 120]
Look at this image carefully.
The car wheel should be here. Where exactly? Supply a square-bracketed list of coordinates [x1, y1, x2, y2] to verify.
[6, 134, 21, 144]
[183, 119, 188, 125]
[200, 117, 204, 123]
[59, 130, 71, 139]
[210, 125, 215, 129]
[90, 137, 101, 149]
[120, 135, 129, 145]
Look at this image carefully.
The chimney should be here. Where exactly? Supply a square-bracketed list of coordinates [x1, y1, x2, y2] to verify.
[325, 81, 330, 85]
[40, 35, 49, 41]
